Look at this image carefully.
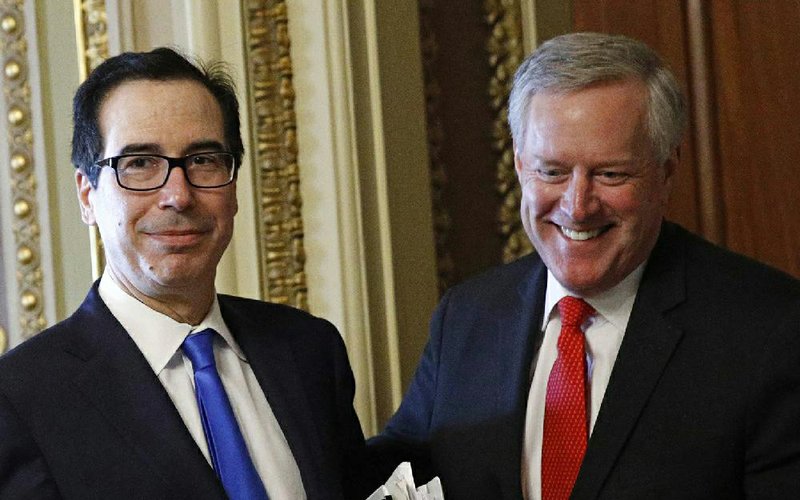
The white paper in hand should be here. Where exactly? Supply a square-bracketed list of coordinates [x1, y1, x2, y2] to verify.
[416, 476, 444, 500]
[365, 462, 445, 500]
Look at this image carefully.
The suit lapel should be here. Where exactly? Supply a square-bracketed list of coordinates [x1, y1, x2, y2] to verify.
[220, 298, 332, 499]
[573, 223, 687, 499]
[486, 256, 548, 498]
[67, 285, 225, 498]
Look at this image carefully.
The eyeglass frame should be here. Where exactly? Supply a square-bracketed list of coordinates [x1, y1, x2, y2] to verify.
[94, 151, 239, 191]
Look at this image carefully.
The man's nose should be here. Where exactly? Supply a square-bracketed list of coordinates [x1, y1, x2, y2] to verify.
[158, 166, 194, 210]
[560, 173, 598, 221]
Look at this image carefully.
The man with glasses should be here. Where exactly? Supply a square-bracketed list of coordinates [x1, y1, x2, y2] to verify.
[0, 48, 371, 499]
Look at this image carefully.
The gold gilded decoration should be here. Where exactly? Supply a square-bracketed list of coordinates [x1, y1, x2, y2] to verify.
[7, 106, 23, 125]
[0, 325, 6, 353]
[13, 199, 30, 217]
[10, 152, 26, 171]
[1, 0, 47, 338]
[484, 0, 532, 262]
[20, 291, 37, 310]
[4, 60, 20, 79]
[17, 245, 32, 264]
[243, 1, 308, 310]
[73, 0, 109, 77]
[1, 14, 17, 34]
[74, 0, 108, 279]
[418, 0, 455, 295]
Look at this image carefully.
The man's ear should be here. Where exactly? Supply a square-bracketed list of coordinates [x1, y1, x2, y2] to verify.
[514, 146, 523, 177]
[664, 146, 680, 181]
[658, 147, 680, 208]
[661, 146, 680, 195]
[75, 169, 96, 225]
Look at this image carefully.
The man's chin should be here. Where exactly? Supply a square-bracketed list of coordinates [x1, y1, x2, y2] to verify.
[144, 263, 210, 290]
[553, 269, 615, 297]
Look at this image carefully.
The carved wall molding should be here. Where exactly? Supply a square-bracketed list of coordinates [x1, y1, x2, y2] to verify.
[73, 0, 109, 77]
[73, 0, 108, 279]
[418, 0, 455, 295]
[484, 0, 532, 262]
[243, 1, 307, 310]
[1, 0, 47, 342]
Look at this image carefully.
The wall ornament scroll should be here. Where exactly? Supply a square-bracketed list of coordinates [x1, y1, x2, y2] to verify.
[1, 0, 47, 343]
[243, 1, 308, 310]
[484, 0, 532, 263]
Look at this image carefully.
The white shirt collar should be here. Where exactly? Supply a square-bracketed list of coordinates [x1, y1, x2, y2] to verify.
[542, 261, 647, 331]
[98, 271, 247, 375]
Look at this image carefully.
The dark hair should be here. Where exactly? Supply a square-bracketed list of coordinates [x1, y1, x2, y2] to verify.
[508, 32, 686, 165]
[71, 47, 244, 185]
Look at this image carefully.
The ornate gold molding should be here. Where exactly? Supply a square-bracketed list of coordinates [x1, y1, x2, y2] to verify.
[73, 0, 108, 279]
[1, 0, 47, 340]
[484, 0, 532, 262]
[418, 0, 455, 295]
[74, 0, 109, 78]
[243, 1, 308, 310]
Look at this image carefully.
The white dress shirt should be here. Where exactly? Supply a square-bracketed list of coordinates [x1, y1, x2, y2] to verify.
[99, 273, 305, 499]
[522, 264, 645, 500]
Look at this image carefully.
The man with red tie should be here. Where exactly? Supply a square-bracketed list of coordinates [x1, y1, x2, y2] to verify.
[369, 32, 800, 499]
[0, 48, 371, 499]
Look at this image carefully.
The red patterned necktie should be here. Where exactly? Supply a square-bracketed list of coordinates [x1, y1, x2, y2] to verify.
[541, 296, 595, 500]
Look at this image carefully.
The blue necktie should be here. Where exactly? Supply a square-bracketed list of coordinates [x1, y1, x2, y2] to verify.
[182, 329, 269, 500]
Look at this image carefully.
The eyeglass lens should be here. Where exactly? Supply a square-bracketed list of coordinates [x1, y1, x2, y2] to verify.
[115, 153, 234, 190]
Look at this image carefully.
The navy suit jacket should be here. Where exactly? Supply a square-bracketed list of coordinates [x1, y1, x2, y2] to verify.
[0, 283, 370, 499]
[370, 222, 800, 498]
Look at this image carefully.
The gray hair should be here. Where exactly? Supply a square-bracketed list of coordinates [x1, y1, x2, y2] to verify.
[508, 32, 686, 164]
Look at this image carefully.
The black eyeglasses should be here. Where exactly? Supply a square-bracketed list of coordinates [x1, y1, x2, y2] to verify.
[95, 152, 238, 191]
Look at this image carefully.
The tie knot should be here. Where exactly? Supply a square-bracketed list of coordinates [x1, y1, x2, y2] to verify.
[558, 296, 594, 327]
[181, 328, 217, 371]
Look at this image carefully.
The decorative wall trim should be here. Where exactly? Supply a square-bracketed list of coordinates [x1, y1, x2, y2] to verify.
[686, 0, 725, 245]
[73, 0, 108, 279]
[73, 0, 109, 79]
[484, 0, 532, 262]
[417, 0, 454, 295]
[1, 0, 46, 341]
[243, 1, 308, 310]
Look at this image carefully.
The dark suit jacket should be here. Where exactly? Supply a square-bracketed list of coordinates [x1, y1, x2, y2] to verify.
[369, 222, 800, 499]
[0, 283, 371, 499]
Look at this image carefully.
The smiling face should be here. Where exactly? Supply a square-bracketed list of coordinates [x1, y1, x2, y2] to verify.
[76, 79, 237, 308]
[514, 79, 676, 297]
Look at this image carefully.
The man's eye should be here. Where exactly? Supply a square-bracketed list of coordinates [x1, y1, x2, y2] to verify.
[191, 155, 212, 165]
[535, 168, 568, 182]
[121, 156, 158, 169]
[596, 170, 630, 184]
[189, 154, 222, 168]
